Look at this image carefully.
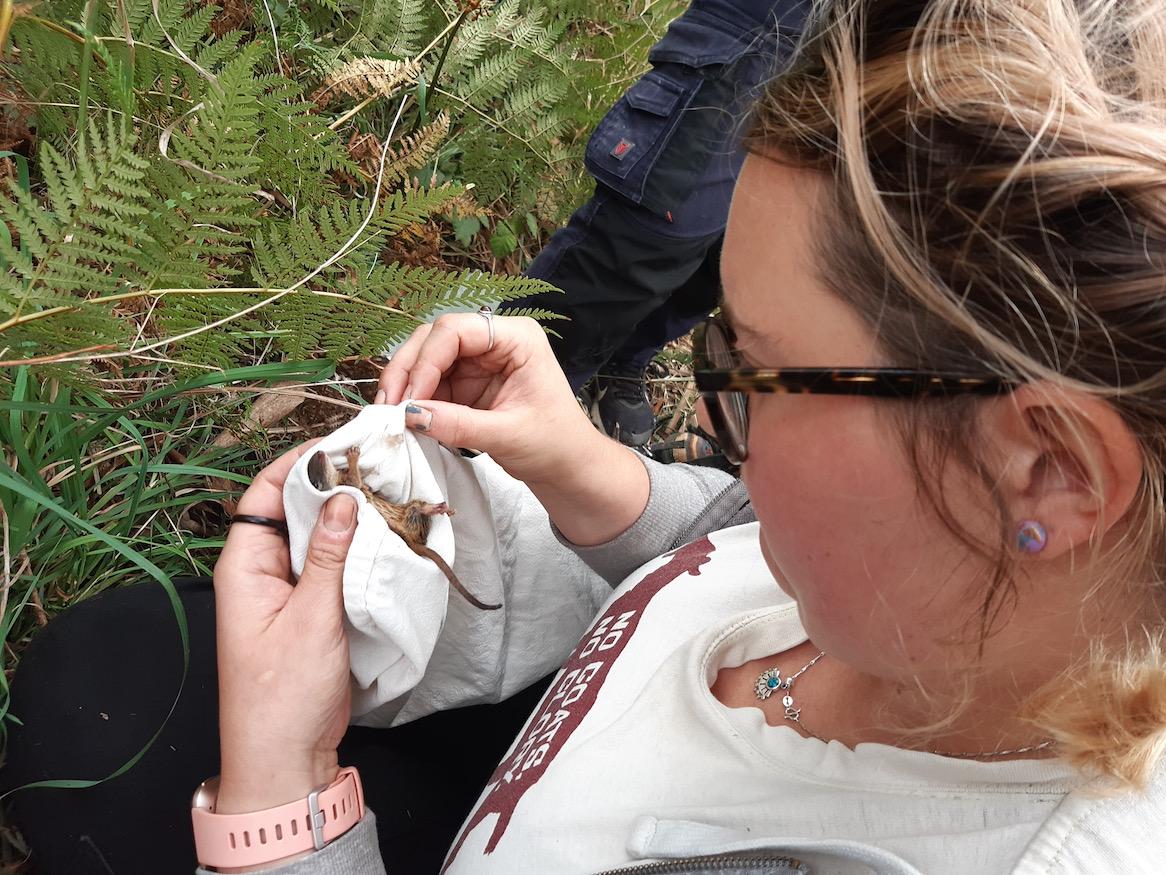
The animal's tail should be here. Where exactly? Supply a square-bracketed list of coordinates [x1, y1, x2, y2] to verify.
[416, 545, 502, 611]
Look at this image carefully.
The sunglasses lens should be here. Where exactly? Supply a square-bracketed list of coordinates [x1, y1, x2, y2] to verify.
[701, 321, 749, 463]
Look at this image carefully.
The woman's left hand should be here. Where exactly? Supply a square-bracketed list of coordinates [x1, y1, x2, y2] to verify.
[212, 440, 359, 814]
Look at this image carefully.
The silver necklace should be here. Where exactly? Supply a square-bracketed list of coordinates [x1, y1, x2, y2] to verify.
[753, 652, 1056, 759]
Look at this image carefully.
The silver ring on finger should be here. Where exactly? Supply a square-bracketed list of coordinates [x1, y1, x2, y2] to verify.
[478, 304, 495, 352]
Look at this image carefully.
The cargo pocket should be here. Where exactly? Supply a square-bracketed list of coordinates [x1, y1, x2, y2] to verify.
[584, 68, 701, 206]
[647, 11, 757, 69]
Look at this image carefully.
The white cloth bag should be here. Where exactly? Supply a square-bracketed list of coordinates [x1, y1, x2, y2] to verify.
[283, 404, 610, 727]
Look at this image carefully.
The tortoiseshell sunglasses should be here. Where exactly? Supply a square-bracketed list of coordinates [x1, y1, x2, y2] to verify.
[692, 316, 1015, 465]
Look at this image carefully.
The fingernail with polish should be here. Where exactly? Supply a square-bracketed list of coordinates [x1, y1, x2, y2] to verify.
[323, 494, 357, 532]
[405, 403, 433, 432]
[373, 389, 386, 405]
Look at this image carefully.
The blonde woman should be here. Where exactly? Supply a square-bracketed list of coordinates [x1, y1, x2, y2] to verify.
[161, 0, 1166, 870]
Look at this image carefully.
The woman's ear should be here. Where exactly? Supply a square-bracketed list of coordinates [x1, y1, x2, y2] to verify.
[979, 382, 1144, 560]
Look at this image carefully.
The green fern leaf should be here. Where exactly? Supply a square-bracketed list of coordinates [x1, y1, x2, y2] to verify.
[497, 306, 568, 322]
[0, 117, 154, 339]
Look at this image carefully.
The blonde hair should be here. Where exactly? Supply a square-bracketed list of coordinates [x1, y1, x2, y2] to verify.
[747, 0, 1166, 787]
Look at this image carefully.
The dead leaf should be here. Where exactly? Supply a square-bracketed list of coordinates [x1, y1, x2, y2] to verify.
[211, 382, 312, 449]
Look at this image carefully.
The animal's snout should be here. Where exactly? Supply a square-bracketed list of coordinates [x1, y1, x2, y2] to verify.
[307, 450, 336, 492]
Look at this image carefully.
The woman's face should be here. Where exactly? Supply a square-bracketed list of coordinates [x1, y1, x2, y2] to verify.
[722, 155, 999, 679]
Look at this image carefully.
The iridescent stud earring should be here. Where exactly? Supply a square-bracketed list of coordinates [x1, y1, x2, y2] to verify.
[1017, 520, 1048, 554]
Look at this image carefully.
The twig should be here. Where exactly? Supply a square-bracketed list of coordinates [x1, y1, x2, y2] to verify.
[424, 7, 471, 125]
[75, 0, 99, 141]
[18, 15, 86, 46]
[665, 384, 696, 435]
[152, 0, 215, 82]
[179, 385, 362, 410]
[415, 13, 465, 63]
[28, 586, 47, 627]
[258, 0, 283, 76]
[0, 286, 412, 336]
[0, 344, 117, 366]
[328, 93, 379, 132]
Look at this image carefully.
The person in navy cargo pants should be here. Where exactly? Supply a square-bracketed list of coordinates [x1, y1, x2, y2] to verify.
[516, 0, 812, 445]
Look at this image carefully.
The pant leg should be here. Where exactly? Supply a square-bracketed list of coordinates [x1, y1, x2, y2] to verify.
[523, 190, 723, 392]
[3, 578, 551, 875]
[517, 63, 744, 392]
[3, 577, 219, 875]
[516, 0, 812, 389]
[609, 238, 724, 373]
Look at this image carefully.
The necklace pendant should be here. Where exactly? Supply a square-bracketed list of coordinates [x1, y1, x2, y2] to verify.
[754, 668, 783, 701]
[782, 693, 801, 722]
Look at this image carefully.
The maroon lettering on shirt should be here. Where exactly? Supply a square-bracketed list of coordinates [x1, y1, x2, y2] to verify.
[443, 537, 717, 870]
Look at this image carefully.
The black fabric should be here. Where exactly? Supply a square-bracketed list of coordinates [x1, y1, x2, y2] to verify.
[2, 577, 552, 875]
[516, 0, 812, 391]
[524, 191, 725, 390]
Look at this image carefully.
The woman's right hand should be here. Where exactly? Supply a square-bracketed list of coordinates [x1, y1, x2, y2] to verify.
[378, 312, 650, 546]
[378, 313, 598, 487]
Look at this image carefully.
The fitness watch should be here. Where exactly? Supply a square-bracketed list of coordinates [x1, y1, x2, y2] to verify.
[191, 766, 365, 870]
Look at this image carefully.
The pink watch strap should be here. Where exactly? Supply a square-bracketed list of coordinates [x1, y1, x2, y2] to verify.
[191, 766, 365, 869]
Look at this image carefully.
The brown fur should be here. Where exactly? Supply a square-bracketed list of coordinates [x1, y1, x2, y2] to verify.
[308, 448, 501, 611]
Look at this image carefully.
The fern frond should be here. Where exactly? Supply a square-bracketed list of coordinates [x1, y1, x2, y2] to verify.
[139, 47, 267, 289]
[157, 46, 263, 241]
[460, 47, 526, 103]
[364, 0, 429, 58]
[348, 111, 451, 187]
[156, 292, 256, 368]
[390, 266, 558, 316]
[255, 80, 359, 202]
[3, 0, 582, 366]
[443, 14, 494, 77]
[318, 287, 416, 358]
[250, 182, 467, 289]
[6, 22, 82, 148]
[134, 0, 187, 48]
[264, 290, 338, 361]
[170, 44, 265, 181]
[489, 0, 521, 37]
[530, 109, 568, 141]
[194, 30, 246, 73]
[312, 57, 422, 106]
[375, 183, 470, 236]
[497, 306, 568, 321]
[171, 4, 217, 53]
[0, 117, 153, 319]
[125, 0, 157, 33]
[501, 76, 566, 126]
[0, 116, 161, 355]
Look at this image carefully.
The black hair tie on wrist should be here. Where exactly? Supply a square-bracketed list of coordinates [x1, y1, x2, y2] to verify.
[230, 514, 289, 537]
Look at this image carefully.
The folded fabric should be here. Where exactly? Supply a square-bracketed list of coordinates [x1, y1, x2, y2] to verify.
[283, 403, 611, 726]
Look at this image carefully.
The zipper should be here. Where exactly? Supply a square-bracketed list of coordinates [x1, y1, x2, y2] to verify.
[595, 853, 807, 875]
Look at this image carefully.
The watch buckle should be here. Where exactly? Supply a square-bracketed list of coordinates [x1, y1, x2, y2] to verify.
[307, 787, 328, 851]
